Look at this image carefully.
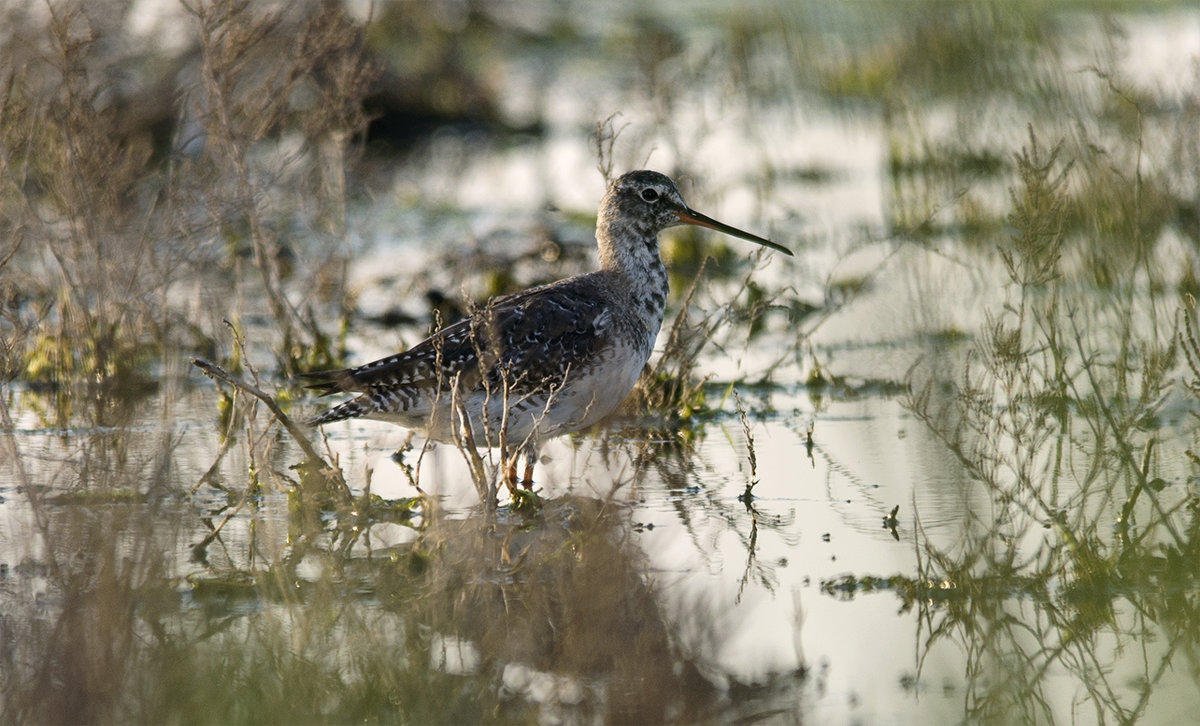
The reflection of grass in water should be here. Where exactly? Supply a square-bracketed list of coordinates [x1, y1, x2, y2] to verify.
[0, 391, 189, 724]
[7, 488, 729, 724]
[814, 27, 1200, 720]
[896, 119, 1199, 721]
[7, 355, 726, 723]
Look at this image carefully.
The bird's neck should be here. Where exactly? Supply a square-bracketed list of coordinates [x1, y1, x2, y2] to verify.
[597, 217, 669, 338]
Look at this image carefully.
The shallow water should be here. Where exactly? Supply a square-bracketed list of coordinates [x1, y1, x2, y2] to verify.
[4, 2, 1200, 724]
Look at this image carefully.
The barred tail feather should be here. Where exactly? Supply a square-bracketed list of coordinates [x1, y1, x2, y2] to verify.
[306, 398, 371, 426]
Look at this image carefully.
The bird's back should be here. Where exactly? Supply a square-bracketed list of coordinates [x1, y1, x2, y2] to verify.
[303, 269, 655, 445]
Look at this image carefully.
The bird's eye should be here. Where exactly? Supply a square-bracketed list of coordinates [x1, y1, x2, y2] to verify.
[640, 188, 660, 202]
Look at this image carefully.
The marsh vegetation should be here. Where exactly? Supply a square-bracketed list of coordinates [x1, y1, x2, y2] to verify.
[3, 1, 1200, 723]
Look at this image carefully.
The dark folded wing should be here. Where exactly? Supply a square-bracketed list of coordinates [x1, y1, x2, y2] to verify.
[300, 280, 613, 403]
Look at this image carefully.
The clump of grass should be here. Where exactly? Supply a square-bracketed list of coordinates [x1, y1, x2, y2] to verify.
[627, 259, 713, 420]
[627, 249, 795, 427]
[0, 4, 178, 409]
[1000, 127, 1070, 288]
[1180, 296, 1200, 401]
[0, 0, 374, 425]
[187, 0, 374, 376]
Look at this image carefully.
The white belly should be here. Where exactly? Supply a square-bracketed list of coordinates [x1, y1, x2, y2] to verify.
[412, 340, 649, 451]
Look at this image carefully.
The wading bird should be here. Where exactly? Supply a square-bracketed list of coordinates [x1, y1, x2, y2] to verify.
[303, 170, 791, 490]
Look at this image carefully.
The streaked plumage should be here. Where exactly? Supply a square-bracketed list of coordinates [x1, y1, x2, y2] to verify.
[303, 170, 792, 488]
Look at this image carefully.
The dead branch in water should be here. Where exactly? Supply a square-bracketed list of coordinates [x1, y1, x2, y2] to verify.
[191, 357, 336, 481]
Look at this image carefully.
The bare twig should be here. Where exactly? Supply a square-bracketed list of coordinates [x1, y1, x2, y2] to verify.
[191, 357, 325, 467]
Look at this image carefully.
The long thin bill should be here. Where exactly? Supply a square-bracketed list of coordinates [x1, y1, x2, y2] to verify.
[675, 208, 793, 256]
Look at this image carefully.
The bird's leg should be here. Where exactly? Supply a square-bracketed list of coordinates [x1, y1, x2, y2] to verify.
[520, 446, 537, 489]
[503, 452, 520, 497]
